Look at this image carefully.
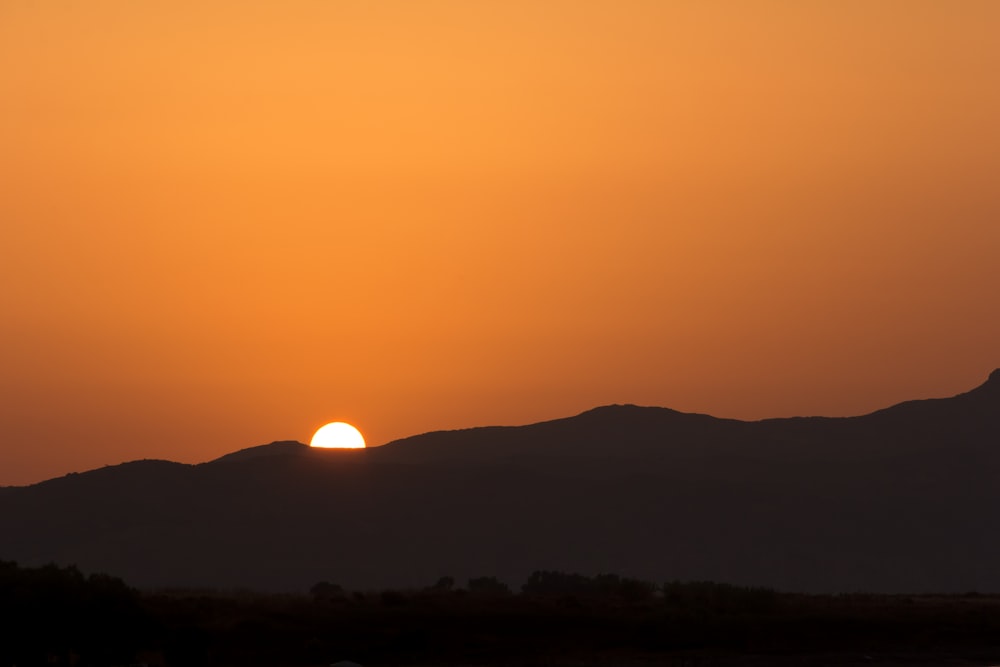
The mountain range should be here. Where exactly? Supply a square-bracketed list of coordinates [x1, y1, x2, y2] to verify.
[2, 370, 998, 593]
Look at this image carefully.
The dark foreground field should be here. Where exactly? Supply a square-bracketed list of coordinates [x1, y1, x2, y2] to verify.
[4, 562, 1000, 667]
[145, 591, 1000, 667]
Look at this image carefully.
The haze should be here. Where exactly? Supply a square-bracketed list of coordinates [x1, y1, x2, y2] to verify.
[2, 2, 998, 486]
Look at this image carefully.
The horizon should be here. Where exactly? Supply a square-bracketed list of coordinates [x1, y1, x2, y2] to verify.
[6, 366, 998, 487]
[5, 366, 999, 597]
[2, 2, 999, 486]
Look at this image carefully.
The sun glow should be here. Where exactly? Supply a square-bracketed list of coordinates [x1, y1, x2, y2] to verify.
[309, 422, 366, 449]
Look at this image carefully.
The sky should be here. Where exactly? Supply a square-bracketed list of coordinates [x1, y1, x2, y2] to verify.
[2, 2, 999, 486]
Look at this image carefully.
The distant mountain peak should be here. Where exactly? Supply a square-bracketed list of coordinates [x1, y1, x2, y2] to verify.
[962, 368, 1000, 397]
[208, 440, 309, 465]
[577, 403, 679, 416]
[579, 403, 645, 414]
[975, 368, 1000, 396]
[591, 403, 647, 410]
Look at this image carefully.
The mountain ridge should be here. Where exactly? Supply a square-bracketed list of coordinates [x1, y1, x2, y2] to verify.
[1, 370, 997, 593]
[8, 370, 997, 488]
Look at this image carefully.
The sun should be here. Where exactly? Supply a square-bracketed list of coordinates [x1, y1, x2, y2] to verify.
[310, 422, 366, 449]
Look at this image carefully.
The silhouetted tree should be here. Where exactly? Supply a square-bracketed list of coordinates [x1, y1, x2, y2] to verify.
[661, 580, 779, 613]
[431, 575, 455, 592]
[0, 561, 148, 666]
[381, 589, 408, 606]
[522, 570, 655, 601]
[309, 580, 344, 601]
[522, 570, 592, 596]
[467, 576, 510, 595]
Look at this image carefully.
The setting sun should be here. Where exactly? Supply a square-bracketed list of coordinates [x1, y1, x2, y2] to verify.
[309, 422, 366, 449]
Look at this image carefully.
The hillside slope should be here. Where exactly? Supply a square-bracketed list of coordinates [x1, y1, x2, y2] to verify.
[1, 371, 997, 593]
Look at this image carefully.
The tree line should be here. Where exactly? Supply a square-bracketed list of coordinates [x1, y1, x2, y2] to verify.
[310, 569, 779, 609]
[5, 560, 1000, 667]
[0, 560, 150, 667]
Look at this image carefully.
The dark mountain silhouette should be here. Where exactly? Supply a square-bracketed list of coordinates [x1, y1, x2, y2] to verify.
[208, 439, 311, 464]
[2, 371, 999, 593]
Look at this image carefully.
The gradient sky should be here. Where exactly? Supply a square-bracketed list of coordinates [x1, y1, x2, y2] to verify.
[2, 2, 999, 485]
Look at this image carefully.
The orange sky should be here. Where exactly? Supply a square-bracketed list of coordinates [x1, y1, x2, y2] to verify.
[2, 2, 998, 485]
